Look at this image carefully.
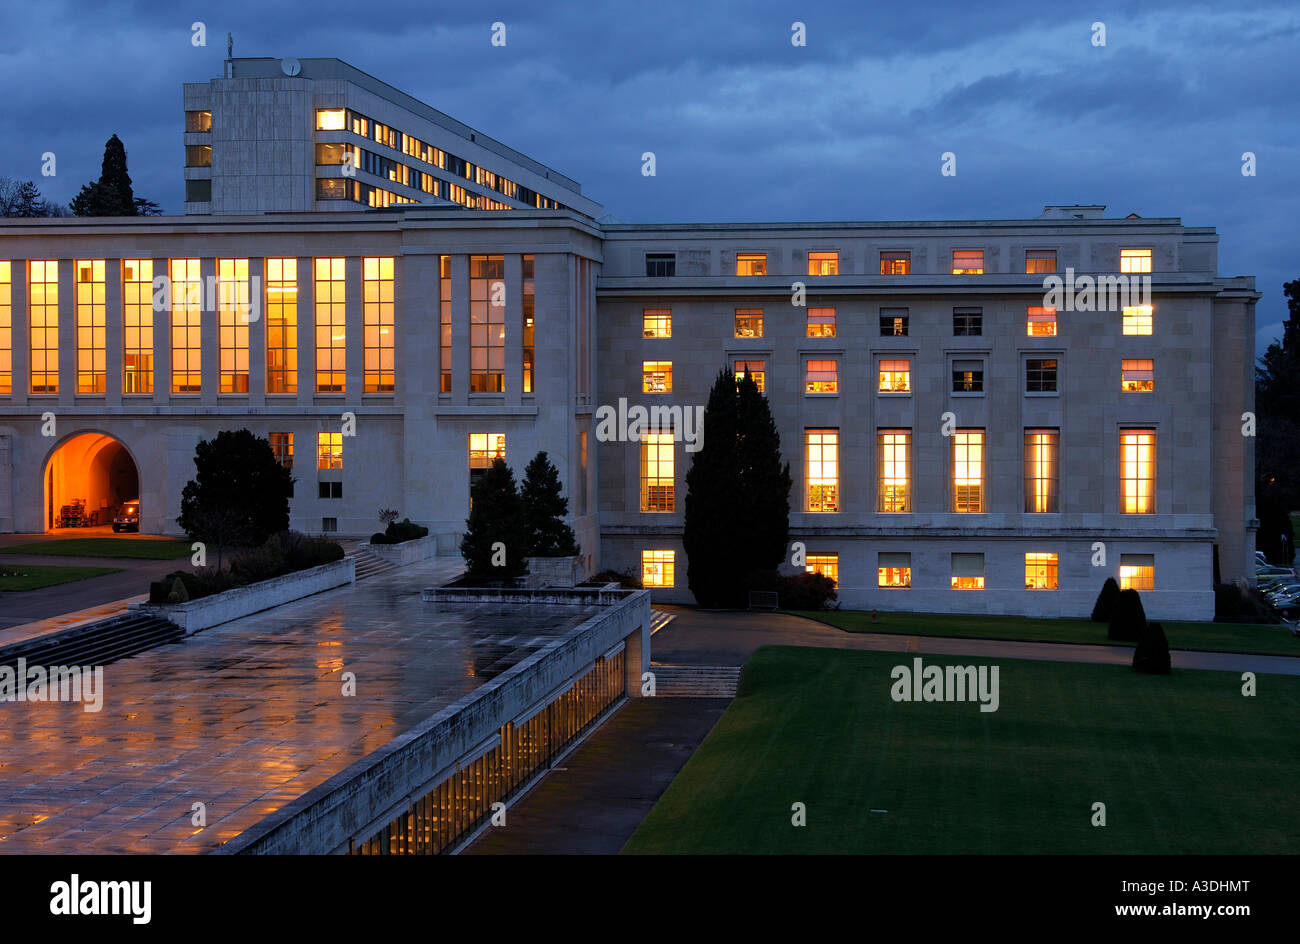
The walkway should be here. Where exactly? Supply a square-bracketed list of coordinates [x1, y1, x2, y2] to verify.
[0, 557, 603, 854]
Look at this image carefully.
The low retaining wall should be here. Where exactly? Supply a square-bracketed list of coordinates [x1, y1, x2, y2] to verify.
[525, 556, 579, 588]
[219, 589, 652, 855]
[424, 585, 630, 606]
[137, 557, 355, 634]
[360, 535, 437, 566]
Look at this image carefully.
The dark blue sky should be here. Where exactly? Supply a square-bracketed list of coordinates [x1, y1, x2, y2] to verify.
[2, 0, 1296, 355]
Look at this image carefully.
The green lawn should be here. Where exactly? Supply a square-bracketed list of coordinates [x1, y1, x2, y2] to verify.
[792, 609, 1299, 657]
[624, 646, 1300, 854]
[0, 538, 192, 560]
[0, 565, 120, 592]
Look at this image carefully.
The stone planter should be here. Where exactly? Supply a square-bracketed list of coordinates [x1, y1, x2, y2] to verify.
[525, 555, 580, 588]
[135, 557, 355, 634]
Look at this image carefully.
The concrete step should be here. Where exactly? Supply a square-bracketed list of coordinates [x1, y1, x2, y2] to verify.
[351, 549, 398, 581]
[649, 610, 675, 635]
[0, 612, 183, 671]
[649, 664, 742, 698]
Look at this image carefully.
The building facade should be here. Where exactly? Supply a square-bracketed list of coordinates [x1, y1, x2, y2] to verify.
[0, 58, 1258, 620]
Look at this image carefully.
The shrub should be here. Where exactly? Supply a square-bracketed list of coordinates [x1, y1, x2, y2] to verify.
[149, 531, 342, 603]
[166, 576, 189, 603]
[1107, 588, 1147, 642]
[370, 531, 388, 546]
[590, 569, 642, 589]
[1133, 621, 1172, 674]
[1214, 582, 1278, 623]
[149, 580, 171, 604]
[383, 518, 428, 544]
[1090, 577, 1121, 622]
[776, 572, 837, 611]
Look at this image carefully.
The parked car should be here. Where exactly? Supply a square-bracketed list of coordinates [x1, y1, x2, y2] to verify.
[1256, 550, 1270, 567]
[112, 499, 140, 533]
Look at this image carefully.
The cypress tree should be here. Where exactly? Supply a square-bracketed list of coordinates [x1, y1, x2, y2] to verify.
[683, 369, 791, 607]
[521, 450, 579, 557]
[461, 458, 530, 581]
[71, 134, 141, 217]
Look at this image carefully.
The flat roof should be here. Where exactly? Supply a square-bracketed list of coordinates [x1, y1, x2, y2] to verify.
[0, 559, 600, 853]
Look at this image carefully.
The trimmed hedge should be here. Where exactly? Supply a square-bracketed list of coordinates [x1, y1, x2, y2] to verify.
[1133, 620, 1172, 674]
[370, 517, 429, 545]
[148, 530, 343, 603]
[1091, 577, 1121, 622]
[1107, 588, 1147, 642]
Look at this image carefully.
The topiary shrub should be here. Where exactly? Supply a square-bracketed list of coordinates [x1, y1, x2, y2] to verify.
[1107, 588, 1147, 642]
[776, 572, 837, 610]
[589, 569, 642, 589]
[369, 531, 388, 546]
[166, 576, 189, 603]
[1091, 577, 1121, 622]
[383, 518, 428, 544]
[149, 580, 171, 604]
[1133, 620, 1171, 674]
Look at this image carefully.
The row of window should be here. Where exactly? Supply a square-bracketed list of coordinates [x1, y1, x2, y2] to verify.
[639, 355, 1156, 396]
[641, 304, 1155, 340]
[313, 108, 564, 211]
[0, 256, 535, 397]
[643, 248, 1154, 277]
[637, 428, 1157, 516]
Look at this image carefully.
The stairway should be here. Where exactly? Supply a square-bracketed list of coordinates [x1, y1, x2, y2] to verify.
[649, 610, 675, 635]
[0, 611, 183, 671]
[649, 664, 742, 698]
[352, 546, 397, 581]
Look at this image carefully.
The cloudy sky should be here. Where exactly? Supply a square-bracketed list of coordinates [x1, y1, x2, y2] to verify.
[1, 0, 1296, 354]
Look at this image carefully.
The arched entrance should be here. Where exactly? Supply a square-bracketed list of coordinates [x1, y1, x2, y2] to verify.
[43, 433, 141, 532]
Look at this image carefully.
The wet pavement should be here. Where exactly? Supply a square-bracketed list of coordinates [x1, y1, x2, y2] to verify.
[0, 558, 599, 854]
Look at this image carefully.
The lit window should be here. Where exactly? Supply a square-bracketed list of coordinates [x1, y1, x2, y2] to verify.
[640, 432, 675, 512]
[880, 308, 909, 336]
[1025, 250, 1057, 274]
[170, 258, 201, 394]
[805, 359, 838, 394]
[270, 432, 294, 470]
[1122, 305, 1153, 335]
[735, 359, 765, 393]
[878, 552, 911, 588]
[1119, 554, 1155, 591]
[314, 257, 346, 393]
[1024, 429, 1059, 513]
[185, 145, 212, 167]
[952, 359, 983, 393]
[807, 252, 838, 276]
[1121, 429, 1156, 514]
[185, 110, 212, 132]
[317, 432, 343, 470]
[951, 553, 985, 590]
[642, 361, 672, 393]
[642, 550, 675, 587]
[470, 255, 505, 393]
[217, 258, 251, 394]
[878, 359, 911, 393]
[805, 429, 839, 513]
[0, 261, 10, 395]
[363, 257, 395, 393]
[952, 430, 984, 513]
[265, 258, 298, 394]
[643, 308, 671, 338]
[522, 255, 534, 394]
[734, 309, 764, 338]
[807, 307, 836, 337]
[29, 260, 59, 394]
[469, 433, 506, 499]
[1121, 358, 1154, 392]
[1027, 306, 1057, 337]
[75, 260, 106, 394]
[1026, 358, 1057, 393]
[736, 253, 767, 276]
[1025, 552, 1059, 590]
[952, 250, 984, 275]
[953, 307, 982, 336]
[439, 255, 452, 393]
[880, 251, 910, 275]
[316, 109, 346, 131]
[1120, 249, 1152, 274]
[877, 430, 910, 513]
[115, 259, 151, 395]
[806, 554, 838, 587]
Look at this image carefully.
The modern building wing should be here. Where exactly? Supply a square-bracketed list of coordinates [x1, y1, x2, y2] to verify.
[0, 60, 1258, 621]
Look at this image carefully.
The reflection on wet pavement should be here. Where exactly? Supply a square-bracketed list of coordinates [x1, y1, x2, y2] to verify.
[0, 559, 597, 854]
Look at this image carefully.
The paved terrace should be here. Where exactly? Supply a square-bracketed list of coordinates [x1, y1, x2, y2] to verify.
[0, 558, 601, 853]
